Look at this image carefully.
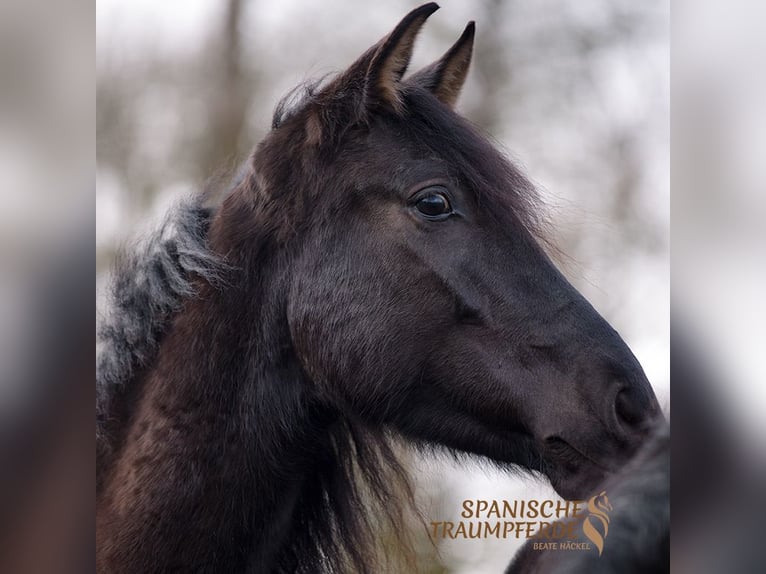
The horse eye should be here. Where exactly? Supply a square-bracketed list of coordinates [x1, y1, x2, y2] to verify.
[414, 190, 452, 219]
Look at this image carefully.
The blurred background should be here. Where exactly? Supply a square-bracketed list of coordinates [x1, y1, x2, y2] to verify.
[12, 0, 766, 572]
[96, 0, 668, 571]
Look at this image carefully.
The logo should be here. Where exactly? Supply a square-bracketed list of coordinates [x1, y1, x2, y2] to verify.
[582, 490, 612, 556]
[430, 494, 613, 556]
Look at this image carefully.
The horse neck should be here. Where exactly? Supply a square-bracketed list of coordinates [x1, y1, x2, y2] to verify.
[97, 231, 337, 573]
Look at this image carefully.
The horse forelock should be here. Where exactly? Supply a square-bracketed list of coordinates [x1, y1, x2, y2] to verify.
[263, 79, 553, 255]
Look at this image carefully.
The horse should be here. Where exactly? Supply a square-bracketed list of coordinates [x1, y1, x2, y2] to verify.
[96, 4, 661, 573]
[505, 419, 669, 574]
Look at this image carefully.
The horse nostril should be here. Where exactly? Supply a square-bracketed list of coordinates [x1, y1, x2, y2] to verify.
[455, 297, 483, 326]
[614, 388, 647, 430]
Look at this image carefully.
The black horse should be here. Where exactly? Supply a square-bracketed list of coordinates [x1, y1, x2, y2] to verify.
[97, 4, 660, 573]
[506, 419, 669, 574]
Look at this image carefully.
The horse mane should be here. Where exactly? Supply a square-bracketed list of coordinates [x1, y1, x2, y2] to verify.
[96, 193, 224, 479]
[96, 183, 419, 572]
[271, 77, 330, 130]
[276, 420, 418, 573]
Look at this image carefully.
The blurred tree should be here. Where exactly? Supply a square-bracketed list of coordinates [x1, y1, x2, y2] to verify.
[199, 0, 250, 180]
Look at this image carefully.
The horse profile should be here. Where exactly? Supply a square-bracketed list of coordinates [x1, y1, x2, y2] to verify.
[96, 4, 660, 573]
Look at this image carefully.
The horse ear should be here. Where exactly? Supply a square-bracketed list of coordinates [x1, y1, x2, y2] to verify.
[307, 3, 438, 142]
[364, 2, 440, 113]
[407, 21, 475, 108]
